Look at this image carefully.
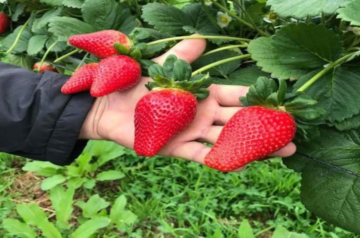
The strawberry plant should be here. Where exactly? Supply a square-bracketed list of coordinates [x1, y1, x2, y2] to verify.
[1, 0, 360, 235]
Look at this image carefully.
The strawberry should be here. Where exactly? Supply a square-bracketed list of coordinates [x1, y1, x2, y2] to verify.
[134, 89, 197, 156]
[68, 30, 133, 58]
[90, 55, 141, 97]
[61, 63, 99, 94]
[204, 106, 296, 172]
[134, 55, 212, 157]
[0, 13, 9, 34]
[33, 62, 57, 73]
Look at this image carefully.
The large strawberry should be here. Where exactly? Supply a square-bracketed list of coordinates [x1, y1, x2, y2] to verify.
[90, 55, 141, 97]
[33, 62, 57, 73]
[61, 63, 99, 94]
[68, 30, 133, 58]
[0, 13, 9, 34]
[134, 55, 212, 157]
[204, 106, 297, 172]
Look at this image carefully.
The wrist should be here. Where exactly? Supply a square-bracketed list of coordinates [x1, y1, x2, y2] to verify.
[79, 97, 106, 140]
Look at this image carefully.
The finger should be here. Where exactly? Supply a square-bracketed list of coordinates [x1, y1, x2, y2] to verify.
[152, 37, 206, 65]
[211, 84, 249, 107]
[270, 142, 297, 157]
[167, 142, 210, 165]
[214, 107, 242, 125]
[199, 126, 223, 144]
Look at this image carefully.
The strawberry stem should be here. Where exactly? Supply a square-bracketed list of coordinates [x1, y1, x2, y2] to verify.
[297, 53, 357, 92]
[146, 35, 251, 46]
[38, 40, 59, 71]
[191, 54, 251, 76]
[5, 18, 30, 54]
[202, 44, 248, 56]
[54, 49, 81, 63]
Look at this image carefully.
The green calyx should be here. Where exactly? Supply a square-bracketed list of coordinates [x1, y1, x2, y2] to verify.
[240, 77, 327, 141]
[113, 42, 148, 61]
[145, 54, 212, 100]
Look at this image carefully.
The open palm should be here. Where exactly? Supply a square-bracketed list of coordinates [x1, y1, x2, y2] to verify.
[80, 38, 296, 171]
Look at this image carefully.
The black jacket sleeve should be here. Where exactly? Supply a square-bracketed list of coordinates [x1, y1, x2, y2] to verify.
[0, 62, 95, 165]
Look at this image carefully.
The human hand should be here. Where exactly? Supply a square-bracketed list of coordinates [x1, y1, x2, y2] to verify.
[79, 38, 296, 171]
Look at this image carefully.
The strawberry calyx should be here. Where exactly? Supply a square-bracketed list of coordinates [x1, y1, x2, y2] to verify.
[240, 77, 327, 141]
[145, 54, 212, 100]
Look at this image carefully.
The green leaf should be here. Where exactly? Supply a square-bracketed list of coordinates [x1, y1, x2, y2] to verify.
[294, 65, 360, 122]
[83, 179, 96, 189]
[69, 217, 110, 238]
[6, 54, 34, 70]
[272, 23, 342, 69]
[1, 25, 32, 53]
[238, 219, 255, 238]
[182, 3, 218, 34]
[3, 219, 37, 238]
[32, 8, 63, 32]
[142, 3, 191, 35]
[114, 211, 138, 230]
[27, 35, 48, 55]
[50, 186, 74, 230]
[213, 67, 269, 86]
[48, 16, 94, 41]
[40, 0, 63, 6]
[192, 50, 241, 77]
[67, 177, 86, 189]
[63, 0, 84, 8]
[11, 4, 26, 22]
[333, 113, 360, 131]
[46, 36, 68, 52]
[248, 37, 309, 80]
[284, 126, 360, 234]
[16, 204, 62, 238]
[272, 226, 309, 238]
[277, 80, 287, 105]
[76, 194, 110, 218]
[41, 175, 67, 191]
[22, 161, 62, 177]
[83, 141, 126, 167]
[82, 0, 138, 34]
[337, 0, 360, 26]
[267, 0, 351, 18]
[110, 195, 127, 223]
[96, 170, 125, 181]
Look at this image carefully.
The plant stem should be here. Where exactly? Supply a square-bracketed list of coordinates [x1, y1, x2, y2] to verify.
[297, 53, 355, 92]
[5, 19, 30, 54]
[202, 44, 247, 56]
[212, 1, 270, 37]
[147, 35, 250, 46]
[54, 49, 81, 63]
[75, 53, 89, 71]
[192, 54, 251, 76]
[39, 40, 58, 69]
[200, 0, 226, 35]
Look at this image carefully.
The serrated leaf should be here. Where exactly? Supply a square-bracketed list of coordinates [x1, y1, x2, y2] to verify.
[142, 3, 191, 35]
[213, 67, 269, 86]
[63, 0, 84, 8]
[48, 16, 94, 41]
[76, 194, 110, 218]
[337, 0, 360, 26]
[238, 219, 255, 238]
[46, 36, 68, 52]
[12, 4, 26, 22]
[41, 175, 67, 191]
[192, 50, 241, 77]
[248, 37, 309, 80]
[3, 219, 37, 238]
[267, 0, 351, 18]
[182, 3, 218, 34]
[131, 28, 173, 41]
[333, 113, 360, 131]
[284, 126, 360, 234]
[272, 23, 342, 69]
[6, 54, 34, 70]
[96, 170, 125, 181]
[69, 217, 110, 238]
[50, 186, 74, 230]
[82, 0, 138, 34]
[33, 8, 63, 32]
[27, 35, 48, 55]
[294, 65, 360, 122]
[1, 25, 32, 53]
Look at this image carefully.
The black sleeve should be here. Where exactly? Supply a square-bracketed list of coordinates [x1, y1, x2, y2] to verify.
[0, 62, 95, 165]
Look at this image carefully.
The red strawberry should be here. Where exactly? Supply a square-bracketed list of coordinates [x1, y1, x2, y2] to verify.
[134, 89, 197, 156]
[90, 55, 141, 97]
[33, 62, 57, 73]
[0, 13, 9, 34]
[205, 106, 296, 172]
[61, 63, 99, 94]
[68, 30, 133, 58]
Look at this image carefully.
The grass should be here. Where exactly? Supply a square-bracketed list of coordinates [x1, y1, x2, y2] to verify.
[0, 146, 359, 238]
